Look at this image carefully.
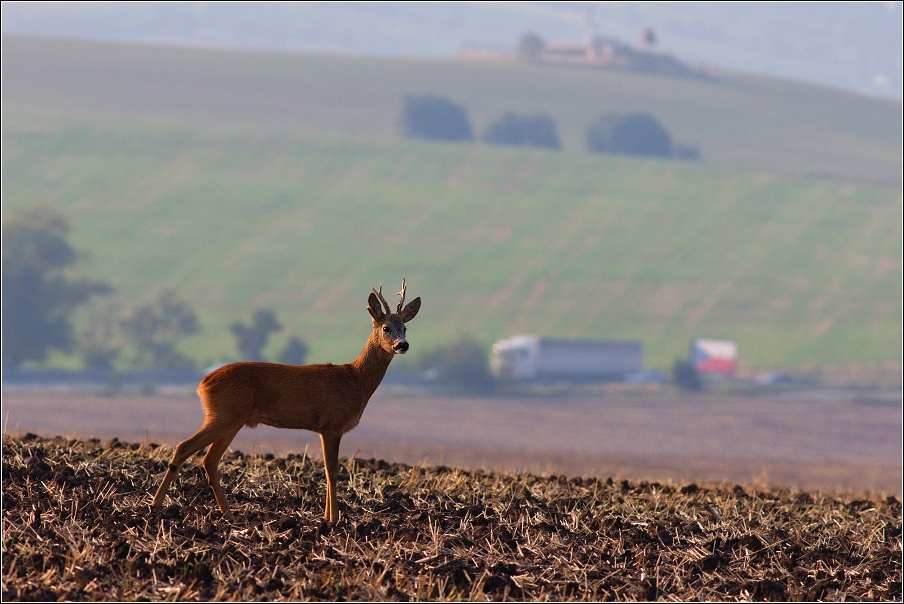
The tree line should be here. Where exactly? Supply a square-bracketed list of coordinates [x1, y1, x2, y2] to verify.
[400, 94, 700, 159]
[1, 206, 308, 370]
[2, 208, 707, 393]
[1, 206, 487, 385]
[0, 208, 497, 391]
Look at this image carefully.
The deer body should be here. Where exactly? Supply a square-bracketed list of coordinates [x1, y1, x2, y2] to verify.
[151, 281, 420, 523]
[203, 357, 386, 433]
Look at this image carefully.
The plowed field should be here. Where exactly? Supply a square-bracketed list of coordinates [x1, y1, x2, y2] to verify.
[2, 434, 901, 601]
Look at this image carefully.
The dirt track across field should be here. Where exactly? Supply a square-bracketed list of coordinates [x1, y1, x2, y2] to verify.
[2, 389, 900, 494]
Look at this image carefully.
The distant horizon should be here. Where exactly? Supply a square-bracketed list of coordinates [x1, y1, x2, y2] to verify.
[1, 31, 899, 106]
[2, 2, 901, 101]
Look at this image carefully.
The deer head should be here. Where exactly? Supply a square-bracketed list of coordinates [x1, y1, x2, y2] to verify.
[367, 279, 421, 354]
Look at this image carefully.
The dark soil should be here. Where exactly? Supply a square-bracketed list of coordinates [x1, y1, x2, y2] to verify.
[2, 434, 901, 601]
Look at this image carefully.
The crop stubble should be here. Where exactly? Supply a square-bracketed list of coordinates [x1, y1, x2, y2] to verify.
[2, 434, 901, 601]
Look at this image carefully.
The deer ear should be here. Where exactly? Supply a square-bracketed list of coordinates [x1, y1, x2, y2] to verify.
[399, 297, 421, 323]
[367, 292, 385, 322]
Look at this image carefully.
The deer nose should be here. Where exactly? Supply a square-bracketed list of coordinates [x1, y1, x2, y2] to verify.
[395, 341, 409, 353]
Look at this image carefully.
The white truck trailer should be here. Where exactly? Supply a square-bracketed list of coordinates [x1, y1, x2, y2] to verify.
[490, 334, 642, 382]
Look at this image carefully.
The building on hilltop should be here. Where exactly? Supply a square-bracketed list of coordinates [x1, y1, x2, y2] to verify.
[539, 35, 704, 78]
[461, 30, 711, 80]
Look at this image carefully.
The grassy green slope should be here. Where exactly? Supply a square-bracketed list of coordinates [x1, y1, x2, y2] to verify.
[2, 35, 901, 184]
[3, 117, 900, 370]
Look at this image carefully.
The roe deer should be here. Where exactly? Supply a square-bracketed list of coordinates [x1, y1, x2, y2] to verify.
[151, 279, 421, 522]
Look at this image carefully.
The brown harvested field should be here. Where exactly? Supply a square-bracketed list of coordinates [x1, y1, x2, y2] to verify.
[2, 433, 901, 601]
[2, 389, 900, 494]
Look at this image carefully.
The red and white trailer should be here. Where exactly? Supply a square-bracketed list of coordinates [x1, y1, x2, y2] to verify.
[690, 338, 738, 376]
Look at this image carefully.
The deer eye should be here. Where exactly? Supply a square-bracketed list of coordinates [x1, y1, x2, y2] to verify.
[382, 326, 389, 333]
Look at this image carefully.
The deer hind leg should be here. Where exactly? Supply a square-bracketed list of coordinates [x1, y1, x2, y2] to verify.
[201, 424, 243, 519]
[151, 419, 240, 512]
[320, 432, 342, 523]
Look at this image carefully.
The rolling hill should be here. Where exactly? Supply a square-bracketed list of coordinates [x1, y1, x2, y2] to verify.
[2, 36, 901, 372]
[3, 36, 900, 184]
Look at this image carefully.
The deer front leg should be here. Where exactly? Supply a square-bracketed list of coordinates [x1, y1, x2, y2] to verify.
[320, 432, 342, 523]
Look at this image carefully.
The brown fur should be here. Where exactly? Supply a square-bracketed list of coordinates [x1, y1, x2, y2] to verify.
[150, 284, 420, 522]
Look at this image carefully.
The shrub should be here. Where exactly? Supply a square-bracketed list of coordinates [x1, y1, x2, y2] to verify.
[482, 112, 560, 149]
[672, 359, 703, 391]
[675, 143, 702, 160]
[401, 95, 473, 142]
[517, 32, 545, 61]
[586, 112, 674, 158]
[278, 336, 309, 365]
[421, 335, 495, 394]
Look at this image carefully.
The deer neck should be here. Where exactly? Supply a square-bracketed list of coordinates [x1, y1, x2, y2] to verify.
[351, 332, 395, 402]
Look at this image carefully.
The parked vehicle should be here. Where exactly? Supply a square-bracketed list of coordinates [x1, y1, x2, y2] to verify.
[690, 338, 738, 376]
[491, 334, 642, 382]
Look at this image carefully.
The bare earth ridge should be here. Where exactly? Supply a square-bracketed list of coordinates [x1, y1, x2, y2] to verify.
[3, 390, 899, 494]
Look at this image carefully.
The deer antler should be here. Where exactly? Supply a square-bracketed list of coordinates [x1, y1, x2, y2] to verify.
[371, 285, 391, 315]
[396, 278, 407, 314]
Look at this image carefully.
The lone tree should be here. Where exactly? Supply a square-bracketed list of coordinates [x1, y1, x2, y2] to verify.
[482, 112, 561, 149]
[78, 299, 125, 368]
[278, 335, 309, 365]
[1, 205, 111, 366]
[120, 289, 199, 368]
[586, 112, 674, 158]
[231, 309, 281, 361]
[401, 95, 473, 142]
